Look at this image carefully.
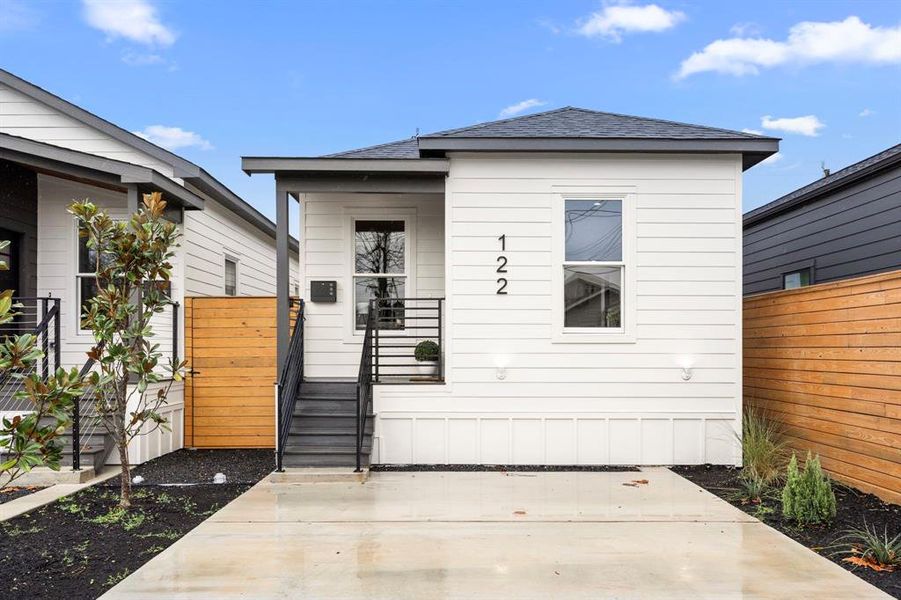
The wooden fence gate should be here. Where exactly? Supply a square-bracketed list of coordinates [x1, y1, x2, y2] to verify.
[184, 297, 278, 448]
[744, 270, 901, 504]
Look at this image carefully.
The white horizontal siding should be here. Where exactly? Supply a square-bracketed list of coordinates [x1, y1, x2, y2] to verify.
[0, 84, 175, 177]
[36, 175, 180, 371]
[181, 189, 298, 297]
[301, 193, 445, 377]
[372, 152, 743, 466]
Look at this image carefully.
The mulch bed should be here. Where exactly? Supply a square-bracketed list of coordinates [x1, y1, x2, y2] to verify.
[371, 464, 639, 472]
[673, 465, 901, 598]
[0, 485, 45, 505]
[0, 449, 273, 600]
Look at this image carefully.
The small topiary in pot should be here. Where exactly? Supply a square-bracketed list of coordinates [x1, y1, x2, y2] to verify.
[414, 340, 440, 363]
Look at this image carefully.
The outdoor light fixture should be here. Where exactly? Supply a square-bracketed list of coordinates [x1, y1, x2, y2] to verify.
[681, 367, 693, 381]
[496, 367, 507, 380]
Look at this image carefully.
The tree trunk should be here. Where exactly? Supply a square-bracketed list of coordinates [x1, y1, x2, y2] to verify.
[117, 439, 132, 509]
[116, 378, 132, 509]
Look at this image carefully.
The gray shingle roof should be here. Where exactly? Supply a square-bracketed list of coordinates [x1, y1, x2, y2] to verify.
[326, 137, 420, 159]
[324, 106, 773, 158]
[744, 143, 901, 226]
[423, 107, 770, 140]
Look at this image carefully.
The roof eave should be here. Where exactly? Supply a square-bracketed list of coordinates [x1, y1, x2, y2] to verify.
[0, 133, 205, 210]
[744, 151, 901, 227]
[241, 157, 450, 175]
[417, 136, 779, 170]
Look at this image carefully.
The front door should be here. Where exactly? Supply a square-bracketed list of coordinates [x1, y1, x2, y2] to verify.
[0, 228, 20, 294]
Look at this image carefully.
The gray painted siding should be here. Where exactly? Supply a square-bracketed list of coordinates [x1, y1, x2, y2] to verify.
[743, 164, 901, 295]
[0, 159, 38, 296]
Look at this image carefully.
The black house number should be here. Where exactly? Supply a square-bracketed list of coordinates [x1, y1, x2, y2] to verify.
[497, 234, 508, 294]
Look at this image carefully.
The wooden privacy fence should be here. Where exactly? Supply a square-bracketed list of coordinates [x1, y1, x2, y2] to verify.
[185, 297, 295, 449]
[744, 270, 901, 504]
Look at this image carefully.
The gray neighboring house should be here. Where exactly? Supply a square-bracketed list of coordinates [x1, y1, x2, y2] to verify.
[743, 144, 901, 296]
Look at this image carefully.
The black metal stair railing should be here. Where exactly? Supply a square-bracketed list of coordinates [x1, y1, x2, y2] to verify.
[355, 301, 376, 472]
[275, 299, 305, 472]
[0, 297, 61, 415]
[370, 297, 444, 383]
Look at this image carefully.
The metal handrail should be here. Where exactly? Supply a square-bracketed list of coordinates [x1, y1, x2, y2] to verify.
[370, 297, 444, 383]
[275, 299, 304, 471]
[355, 301, 375, 472]
[0, 297, 60, 412]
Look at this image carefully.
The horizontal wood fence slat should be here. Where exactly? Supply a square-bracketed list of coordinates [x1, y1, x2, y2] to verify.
[185, 297, 297, 449]
[744, 270, 901, 504]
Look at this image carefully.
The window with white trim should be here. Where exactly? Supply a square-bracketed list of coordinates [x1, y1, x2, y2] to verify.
[224, 257, 238, 296]
[76, 227, 102, 331]
[353, 219, 406, 330]
[563, 199, 623, 329]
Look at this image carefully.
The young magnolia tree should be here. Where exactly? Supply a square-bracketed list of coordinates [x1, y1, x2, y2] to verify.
[0, 241, 84, 490]
[69, 193, 185, 508]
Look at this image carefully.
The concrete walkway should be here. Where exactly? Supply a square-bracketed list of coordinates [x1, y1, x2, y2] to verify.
[104, 468, 889, 599]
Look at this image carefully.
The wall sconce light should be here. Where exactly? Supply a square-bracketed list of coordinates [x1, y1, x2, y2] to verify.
[496, 367, 507, 380]
[681, 368, 693, 381]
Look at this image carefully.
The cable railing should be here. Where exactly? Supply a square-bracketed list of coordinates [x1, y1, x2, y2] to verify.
[0, 297, 60, 414]
[275, 299, 305, 472]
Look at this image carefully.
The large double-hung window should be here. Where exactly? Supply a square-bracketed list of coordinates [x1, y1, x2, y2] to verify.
[563, 199, 623, 330]
[353, 220, 406, 330]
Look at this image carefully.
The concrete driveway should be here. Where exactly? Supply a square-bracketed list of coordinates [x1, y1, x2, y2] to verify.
[104, 468, 889, 599]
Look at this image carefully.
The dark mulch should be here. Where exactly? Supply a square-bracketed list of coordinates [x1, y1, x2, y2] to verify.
[673, 465, 901, 598]
[0, 485, 45, 505]
[371, 464, 639, 472]
[130, 448, 275, 484]
[0, 449, 273, 600]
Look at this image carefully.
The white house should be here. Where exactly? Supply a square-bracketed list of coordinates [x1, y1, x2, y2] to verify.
[244, 107, 779, 469]
[0, 68, 297, 472]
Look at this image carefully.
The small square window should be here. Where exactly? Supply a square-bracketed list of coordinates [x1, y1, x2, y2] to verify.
[224, 258, 237, 296]
[783, 268, 811, 290]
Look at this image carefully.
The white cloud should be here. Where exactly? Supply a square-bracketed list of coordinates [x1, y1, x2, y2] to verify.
[82, 0, 176, 46]
[499, 99, 547, 118]
[133, 125, 212, 150]
[677, 16, 901, 79]
[741, 128, 764, 135]
[858, 108, 875, 117]
[760, 152, 783, 165]
[761, 115, 825, 137]
[729, 22, 761, 37]
[578, 2, 686, 42]
[121, 51, 164, 66]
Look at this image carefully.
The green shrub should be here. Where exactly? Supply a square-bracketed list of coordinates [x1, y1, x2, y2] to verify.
[739, 407, 788, 486]
[831, 521, 901, 570]
[414, 340, 439, 362]
[781, 452, 836, 525]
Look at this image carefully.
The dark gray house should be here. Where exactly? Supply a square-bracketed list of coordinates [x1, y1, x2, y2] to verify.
[743, 144, 901, 296]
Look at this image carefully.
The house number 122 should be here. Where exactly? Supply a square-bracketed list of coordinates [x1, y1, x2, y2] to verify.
[497, 234, 508, 294]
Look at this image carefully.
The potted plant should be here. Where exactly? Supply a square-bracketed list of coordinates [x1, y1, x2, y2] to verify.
[414, 340, 440, 378]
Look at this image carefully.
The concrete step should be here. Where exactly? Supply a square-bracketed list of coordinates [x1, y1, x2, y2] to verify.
[269, 468, 368, 483]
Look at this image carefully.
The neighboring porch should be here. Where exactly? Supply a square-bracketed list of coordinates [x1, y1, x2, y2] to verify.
[0, 137, 197, 477]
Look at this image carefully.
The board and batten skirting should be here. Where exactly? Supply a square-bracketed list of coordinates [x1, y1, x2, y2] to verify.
[373, 412, 738, 466]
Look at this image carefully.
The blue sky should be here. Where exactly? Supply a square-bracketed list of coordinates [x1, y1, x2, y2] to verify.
[2, 0, 899, 220]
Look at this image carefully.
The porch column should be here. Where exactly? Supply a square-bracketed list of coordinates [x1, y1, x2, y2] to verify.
[276, 182, 291, 374]
[126, 184, 139, 213]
